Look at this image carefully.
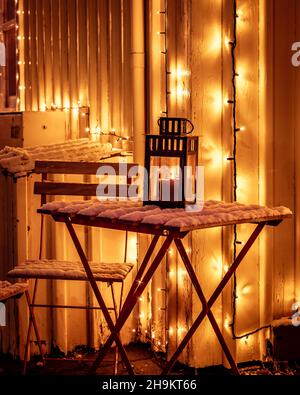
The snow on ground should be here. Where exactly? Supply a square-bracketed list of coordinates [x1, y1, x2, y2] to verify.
[0, 138, 112, 177]
[41, 199, 292, 229]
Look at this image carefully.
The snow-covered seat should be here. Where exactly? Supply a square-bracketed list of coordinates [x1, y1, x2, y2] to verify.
[15, 160, 139, 374]
[0, 280, 28, 302]
[8, 260, 134, 282]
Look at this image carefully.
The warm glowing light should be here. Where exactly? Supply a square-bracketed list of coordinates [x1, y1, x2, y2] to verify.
[209, 149, 223, 170]
[168, 248, 173, 256]
[237, 9, 243, 18]
[127, 234, 138, 263]
[207, 28, 222, 54]
[139, 296, 143, 302]
[224, 264, 229, 273]
[178, 269, 187, 278]
[151, 332, 155, 339]
[175, 68, 190, 78]
[241, 284, 252, 295]
[175, 87, 190, 97]
[95, 125, 101, 134]
[139, 312, 144, 319]
[224, 36, 233, 46]
[168, 327, 174, 336]
[224, 319, 230, 329]
[177, 326, 187, 335]
[40, 103, 46, 112]
[132, 329, 136, 333]
[212, 91, 223, 113]
[85, 127, 90, 132]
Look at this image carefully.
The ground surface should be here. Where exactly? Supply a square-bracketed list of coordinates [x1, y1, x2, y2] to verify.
[0, 343, 299, 376]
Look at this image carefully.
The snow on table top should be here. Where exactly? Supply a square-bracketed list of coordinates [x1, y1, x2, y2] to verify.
[40, 199, 292, 231]
[0, 138, 113, 177]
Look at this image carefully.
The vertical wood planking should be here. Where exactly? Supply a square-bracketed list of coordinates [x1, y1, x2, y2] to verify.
[36, 0, 45, 109]
[122, 0, 132, 140]
[18, 0, 25, 110]
[166, 0, 177, 115]
[23, 0, 31, 110]
[29, 0, 38, 110]
[221, 0, 236, 367]
[77, 0, 87, 106]
[68, 0, 78, 138]
[235, 0, 260, 362]
[190, 0, 223, 367]
[258, 0, 275, 357]
[60, 0, 69, 110]
[87, 0, 98, 133]
[51, 0, 61, 108]
[98, 0, 109, 133]
[68, 0, 78, 108]
[149, 0, 163, 133]
[295, 0, 300, 306]
[43, 0, 52, 108]
[273, 0, 295, 318]
[110, 0, 122, 138]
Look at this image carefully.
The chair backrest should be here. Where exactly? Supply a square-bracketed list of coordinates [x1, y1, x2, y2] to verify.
[33, 160, 139, 200]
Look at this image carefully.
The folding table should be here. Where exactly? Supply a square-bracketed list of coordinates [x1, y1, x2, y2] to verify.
[37, 200, 292, 374]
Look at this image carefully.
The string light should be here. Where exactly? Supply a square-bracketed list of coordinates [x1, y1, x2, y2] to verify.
[226, 1, 268, 341]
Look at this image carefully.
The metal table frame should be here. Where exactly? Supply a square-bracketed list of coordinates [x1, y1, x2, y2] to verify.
[39, 208, 288, 375]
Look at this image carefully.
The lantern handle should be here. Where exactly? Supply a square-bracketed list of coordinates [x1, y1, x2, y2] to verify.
[157, 117, 194, 134]
[186, 119, 194, 134]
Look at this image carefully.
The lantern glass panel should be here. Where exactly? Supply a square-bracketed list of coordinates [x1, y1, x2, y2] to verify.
[185, 154, 197, 203]
[149, 156, 182, 202]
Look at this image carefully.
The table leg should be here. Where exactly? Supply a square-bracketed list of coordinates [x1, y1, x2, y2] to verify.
[92, 234, 174, 372]
[163, 222, 265, 374]
[64, 217, 134, 374]
[174, 238, 239, 375]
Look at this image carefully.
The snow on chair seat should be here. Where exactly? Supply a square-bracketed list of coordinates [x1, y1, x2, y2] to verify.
[0, 280, 28, 302]
[7, 259, 134, 282]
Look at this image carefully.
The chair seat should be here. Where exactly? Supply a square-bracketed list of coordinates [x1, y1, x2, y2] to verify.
[8, 259, 134, 282]
[0, 280, 28, 302]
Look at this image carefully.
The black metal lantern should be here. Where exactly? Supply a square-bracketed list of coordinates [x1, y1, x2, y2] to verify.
[143, 117, 199, 208]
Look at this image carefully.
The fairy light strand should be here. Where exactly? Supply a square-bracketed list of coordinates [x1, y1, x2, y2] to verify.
[229, 0, 270, 341]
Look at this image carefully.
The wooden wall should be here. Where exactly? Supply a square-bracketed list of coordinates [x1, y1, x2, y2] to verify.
[1, 0, 299, 368]
[147, 0, 300, 368]
[17, 0, 133, 142]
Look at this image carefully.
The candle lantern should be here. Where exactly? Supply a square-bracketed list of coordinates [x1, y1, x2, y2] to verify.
[143, 117, 199, 208]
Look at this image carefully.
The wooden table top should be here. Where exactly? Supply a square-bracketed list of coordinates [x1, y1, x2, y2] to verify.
[37, 200, 292, 236]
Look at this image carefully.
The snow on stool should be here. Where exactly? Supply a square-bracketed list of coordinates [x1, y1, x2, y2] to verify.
[0, 280, 28, 302]
[7, 259, 134, 282]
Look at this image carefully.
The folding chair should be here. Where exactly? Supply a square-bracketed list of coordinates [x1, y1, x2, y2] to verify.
[7, 160, 138, 374]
